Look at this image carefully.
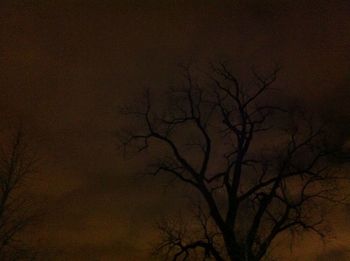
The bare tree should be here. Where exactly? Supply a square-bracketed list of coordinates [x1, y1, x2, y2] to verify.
[120, 63, 348, 261]
[0, 126, 39, 260]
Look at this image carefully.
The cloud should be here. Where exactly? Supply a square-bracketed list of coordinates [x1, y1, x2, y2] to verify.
[316, 247, 350, 261]
[1, 0, 350, 259]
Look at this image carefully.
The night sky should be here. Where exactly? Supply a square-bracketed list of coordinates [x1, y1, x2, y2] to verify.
[1, 0, 350, 260]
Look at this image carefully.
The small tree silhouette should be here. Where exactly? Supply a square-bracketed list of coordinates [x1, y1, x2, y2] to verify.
[121, 63, 348, 260]
[0, 127, 39, 260]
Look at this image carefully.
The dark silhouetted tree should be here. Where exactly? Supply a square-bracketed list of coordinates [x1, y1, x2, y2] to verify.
[0, 127, 39, 260]
[120, 63, 348, 261]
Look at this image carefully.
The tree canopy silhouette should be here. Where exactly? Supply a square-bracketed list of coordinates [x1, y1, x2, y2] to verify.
[120, 63, 348, 261]
[0, 126, 39, 261]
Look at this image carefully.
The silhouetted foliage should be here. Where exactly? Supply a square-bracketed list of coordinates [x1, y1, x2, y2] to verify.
[120, 63, 348, 260]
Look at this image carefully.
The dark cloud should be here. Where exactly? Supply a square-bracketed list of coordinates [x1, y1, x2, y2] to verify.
[1, 0, 350, 259]
[316, 247, 350, 261]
